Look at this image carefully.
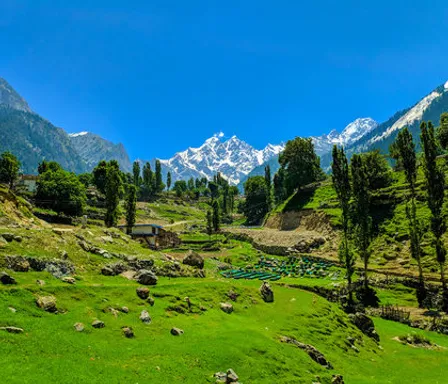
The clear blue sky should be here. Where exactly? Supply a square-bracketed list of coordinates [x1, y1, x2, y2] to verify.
[1, 0, 447, 160]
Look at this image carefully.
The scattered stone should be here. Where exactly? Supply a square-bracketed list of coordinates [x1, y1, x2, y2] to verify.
[101, 235, 114, 244]
[127, 258, 154, 271]
[0, 236, 7, 245]
[0, 326, 24, 334]
[1, 233, 15, 242]
[170, 327, 184, 336]
[348, 312, 380, 342]
[74, 322, 85, 332]
[60, 250, 69, 260]
[226, 369, 239, 383]
[182, 250, 204, 269]
[103, 307, 120, 317]
[136, 287, 150, 299]
[220, 302, 234, 314]
[226, 290, 240, 302]
[136, 269, 158, 285]
[91, 320, 105, 329]
[78, 240, 92, 252]
[147, 296, 155, 306]
[260, 282, 274, 303]
[101, 262, 127, 276]
[36, 296, 57, 313]
[214, 369, 239, 383]
[332, 374, 345, 384]
[200, 305, 207, 312]
[0, 271, 17, 285]
[122, 327, 134, 338]
[120, 306, 129, 313]
[5, 256, 30, 272]
[139, 310, 151, 324]
[61, 276, 76, 284]
[36, 279, 46, 286]
[281, 336, 333, 369]
[8, 306, 16, 313]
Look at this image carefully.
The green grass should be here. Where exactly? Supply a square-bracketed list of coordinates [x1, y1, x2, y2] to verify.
[2, 272, 448, 383]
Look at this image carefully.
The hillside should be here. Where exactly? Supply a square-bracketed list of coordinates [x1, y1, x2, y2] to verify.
[0, 105, 88, 174]
[69, 132, 132, 173]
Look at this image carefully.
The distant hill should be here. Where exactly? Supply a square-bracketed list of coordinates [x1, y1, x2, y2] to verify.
[0, 77, 131, 174]
[69, 132, 132, 173]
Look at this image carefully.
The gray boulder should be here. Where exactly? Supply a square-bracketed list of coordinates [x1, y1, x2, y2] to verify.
[183, 250, 204, 269]
[280, 336, 333, 369]
[74, 322, 85, 332]
[139, 310, 151, 324]
[348, 312, 380, 342]
[136, 269, 158, 285]
[91, 320, 105, 328]
[5, 256, 30, 272]
[36, 296, 57, 313]
[170, 327, 184, 336]
[260, 282, 274, 303]
[0, 326, 24, 334]
[0, 271, 16, 285]
[136, 287, 150, 299]
[220, 302, 234, 314]
[122, 327, 134, 338]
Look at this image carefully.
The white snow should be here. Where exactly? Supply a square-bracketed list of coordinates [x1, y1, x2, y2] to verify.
[161, 134, 284, 185]
[370, 91, 441, 144]
[445, 80, 448, 90]
[69, 131, 89, 137]
[311, 118, 378, 155]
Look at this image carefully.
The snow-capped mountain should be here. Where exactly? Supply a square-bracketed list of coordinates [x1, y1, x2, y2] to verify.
[160, 133, 284, 185]
[311, 118, 378, 155]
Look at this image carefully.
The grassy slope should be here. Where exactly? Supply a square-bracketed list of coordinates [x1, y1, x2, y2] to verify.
[2, 273, 448, 384]
[276, 166, 448, 274]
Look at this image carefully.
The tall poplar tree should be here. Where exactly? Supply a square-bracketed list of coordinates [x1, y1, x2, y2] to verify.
[132, 161, 141, 187]
[166, 172, 172, 191]
[351, 154, 372, 290]
[264, 164, 272, 209]
[421, 121, 447, 310]
[104, 161, 123, 227]
[332, 146, 355, 301]
[125, 184, 137, 234]
[390, 128, 426, 306]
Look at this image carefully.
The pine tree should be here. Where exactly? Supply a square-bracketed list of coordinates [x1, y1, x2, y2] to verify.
[104, 161, 123, 228]
[132, 161, 141, 187]
[331, 146, 355, 301]
[351, 154, 372, 290]
[206, 210, 213, 238]
[155, 160, 165, 193]
[421, 121, 447, 310]
[125, 184, 137, 234]
[273, 168, 286, 204]
[212, 200, 220, 232]
[142, 162, 154, 199]
[167, 172, 172, 191]
[391, 128, 426, 305]
[265, 165, 272, 209]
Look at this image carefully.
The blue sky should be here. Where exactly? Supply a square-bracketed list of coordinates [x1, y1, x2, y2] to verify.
[1, 0, 447, 160]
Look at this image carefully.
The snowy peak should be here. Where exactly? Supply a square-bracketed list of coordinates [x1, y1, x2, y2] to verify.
[311, 117, 378, 155]
[161, 134, 284, 185]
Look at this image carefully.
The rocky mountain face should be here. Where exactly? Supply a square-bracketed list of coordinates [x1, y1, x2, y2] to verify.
[160, 134, 284, 185]
[0, 78, 130, 174]
[0, 78, 31, 113]
[69, 132, 132, 173]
